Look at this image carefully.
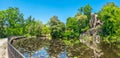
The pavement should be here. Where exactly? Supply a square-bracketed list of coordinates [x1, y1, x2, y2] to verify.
[0, 38, 8, 58]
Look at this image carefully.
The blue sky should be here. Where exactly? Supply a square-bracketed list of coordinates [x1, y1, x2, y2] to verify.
[0, 0, 120, 24]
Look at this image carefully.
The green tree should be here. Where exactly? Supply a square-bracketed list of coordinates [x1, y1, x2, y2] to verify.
[75, 13, 88, 33]
[41, 25, 50, 36]
[77, 4, 92, 33]
[49, 16, 65, 39]
[65, 6, 90, 39]
[83, 4, 92, 20]
[24, 16, 43, 36]
[98, 2, 120, 44]
[3, 7, 24, 37]
[78, 4, 92, 20]
[65, 17, 79, 39]
[0, 10, 5, 37]
[24, 16, 33, 35]
[0, 7, 43, 37]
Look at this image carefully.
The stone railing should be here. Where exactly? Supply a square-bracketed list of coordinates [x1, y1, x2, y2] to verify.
[8, 36, 25, 58]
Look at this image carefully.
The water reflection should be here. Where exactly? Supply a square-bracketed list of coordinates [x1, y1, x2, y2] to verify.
[12, 38, 120, 58]
[100, 42, 120, 58]
[46, 39, 66, 58]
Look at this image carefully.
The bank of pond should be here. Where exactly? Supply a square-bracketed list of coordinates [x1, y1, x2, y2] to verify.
[12, 37, 120, 58]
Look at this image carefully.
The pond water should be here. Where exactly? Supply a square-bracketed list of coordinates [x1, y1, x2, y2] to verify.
[13, 37, 120, 58]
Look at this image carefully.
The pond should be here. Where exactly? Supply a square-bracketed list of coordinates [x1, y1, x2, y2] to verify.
[12, 37, 120, 58]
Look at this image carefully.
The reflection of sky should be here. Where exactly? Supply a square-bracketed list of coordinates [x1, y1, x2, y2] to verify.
[31, 47, 49, 58]
[58, 50, 67, 58]
[23, 52, 29, 58]
[24, 47, 67, 58]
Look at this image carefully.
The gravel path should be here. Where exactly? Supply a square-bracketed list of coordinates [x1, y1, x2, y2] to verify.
[0, 38, 8, 58]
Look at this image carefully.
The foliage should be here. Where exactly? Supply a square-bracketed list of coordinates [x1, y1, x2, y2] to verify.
[65, 17, 79, 39]
[41, 25, 50, 36]
[0, 10, 5, 37]
[2, 2, 120, 58]
[83, 4, 92, 20]
[24, 16, 43, 36]
[0, 7, 43, 37]
[76, 4, 92, 34]
[98, 2, 120, 44]
[0, 3, 120, 47]
[78, 4, 92, 20]
[65, 8, 90, 39]
[0, 5, 92, 39]
[2, 7, 24, 37]
[75, 13, 89, 33]
[49, 16, 65, 39]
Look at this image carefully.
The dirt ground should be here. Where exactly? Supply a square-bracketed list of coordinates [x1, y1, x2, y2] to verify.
[0, 38, 8, 58]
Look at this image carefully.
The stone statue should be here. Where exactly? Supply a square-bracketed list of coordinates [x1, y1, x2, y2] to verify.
[79, 14, 103, 58]
[90, 14, 103, 28]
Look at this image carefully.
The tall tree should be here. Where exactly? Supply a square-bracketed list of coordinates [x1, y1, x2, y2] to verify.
[83, 4, 92, 20]
[41, 25, 50, 36]
[3, 7, 24, 37]
[25, 16, 43, 36]
[0, 10, 5, 37]
[78, 4, 92, 20]
[49, 16, 65, 39]
[75, 13, 88, 33]
[65, 17, 79, 39]
[98, 2, 120, 44]
[77, 4, 92, 32]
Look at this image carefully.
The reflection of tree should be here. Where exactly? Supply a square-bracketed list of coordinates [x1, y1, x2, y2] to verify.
[100, 43, 120, 58]
[13, 37, 50, 57]
[46, 39, 65, 58]
[13, 38, 120, 58]
[65, 39, 94, 58]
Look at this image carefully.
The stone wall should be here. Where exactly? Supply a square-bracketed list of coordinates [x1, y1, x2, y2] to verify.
[8, 36, 25, 58]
